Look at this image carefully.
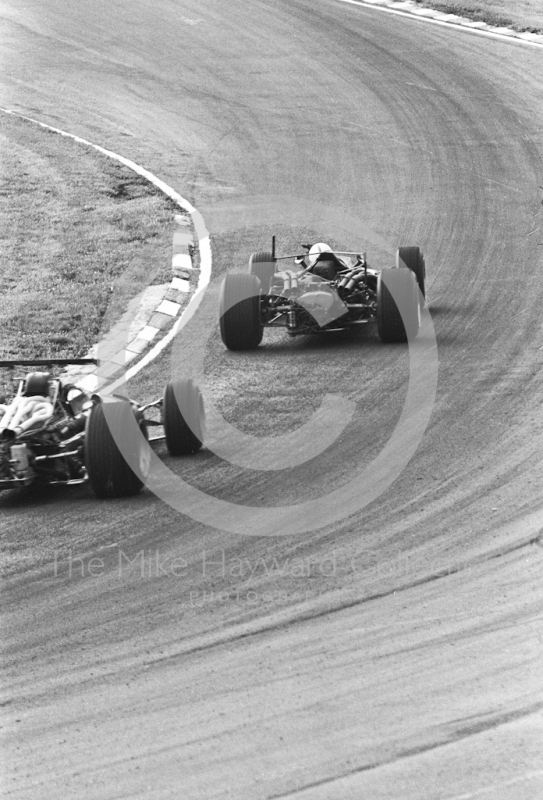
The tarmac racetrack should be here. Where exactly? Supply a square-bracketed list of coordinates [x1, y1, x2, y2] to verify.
[1, 0, 543, 797]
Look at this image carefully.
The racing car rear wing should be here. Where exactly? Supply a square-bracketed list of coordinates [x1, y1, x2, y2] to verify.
[269, 235, 367, 262]
[0, 358, 98, 368]
[273, 251, 366, 260]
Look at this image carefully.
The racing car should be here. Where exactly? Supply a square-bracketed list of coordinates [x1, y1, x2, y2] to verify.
[0, 359, 205, 498]
[219, 240, 426, 349]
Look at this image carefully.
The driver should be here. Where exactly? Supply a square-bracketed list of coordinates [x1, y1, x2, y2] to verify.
[306, 243, 346, 281]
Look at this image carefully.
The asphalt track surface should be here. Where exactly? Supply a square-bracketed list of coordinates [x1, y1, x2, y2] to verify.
[1, 0, 543, 797]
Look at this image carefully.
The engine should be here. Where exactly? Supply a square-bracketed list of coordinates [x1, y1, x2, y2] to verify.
[0, 395, 54, 436]
[296, 288, 348, 326]
[263, 261, 378, 334]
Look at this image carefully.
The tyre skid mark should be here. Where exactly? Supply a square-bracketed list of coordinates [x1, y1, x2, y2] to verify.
[142, 532, 542, 667]
[267, 702, 543, 798]
[9, 533, 541, 710]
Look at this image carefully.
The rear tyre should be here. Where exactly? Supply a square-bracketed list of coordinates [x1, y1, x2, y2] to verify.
[396, 246, 426, 307]
[86, 401, 148, 498]
[377, 268, 420, 343]
[220, 273, 263, 350]
[163, 379, 205, 455]
[249, 251, 276, 293]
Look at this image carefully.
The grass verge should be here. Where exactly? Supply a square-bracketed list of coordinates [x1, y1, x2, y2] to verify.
[411, 0, 543, 33]
[0, 112, 185, 393]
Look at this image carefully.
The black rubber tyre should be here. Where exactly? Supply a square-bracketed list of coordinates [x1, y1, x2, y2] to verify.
[163, 379, 205, 455]
[249, 251, 276, 293]
[23, 372, 51, 396]
[396, 246, 426, 307]
[86, 400, 148, 498]
[377, 268, 420, 343]
[219, 273, 263, 350]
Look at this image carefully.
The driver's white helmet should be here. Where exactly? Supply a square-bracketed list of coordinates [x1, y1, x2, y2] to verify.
[307, 242, 333, 267]
[66, 387, 87, 415]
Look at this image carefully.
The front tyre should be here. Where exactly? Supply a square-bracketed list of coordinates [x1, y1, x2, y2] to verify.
[86, 400, 148, 498]
[220, 273, 263, 350]
[396, 246, 426, 307]
[163, 379, 205, 455]
[377, 268, 420, 343]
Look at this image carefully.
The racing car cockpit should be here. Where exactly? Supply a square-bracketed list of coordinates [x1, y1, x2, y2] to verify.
[22, 372, 88, 416]
[302, 243, 348, 281]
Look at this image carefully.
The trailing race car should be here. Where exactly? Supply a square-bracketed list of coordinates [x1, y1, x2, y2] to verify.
[0, 359, 205, 498]
[219, 240, 426, 349]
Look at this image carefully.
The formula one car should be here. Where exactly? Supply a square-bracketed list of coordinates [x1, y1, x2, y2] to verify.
[219, 240, 426, 349]
[0, 359, 205, 498]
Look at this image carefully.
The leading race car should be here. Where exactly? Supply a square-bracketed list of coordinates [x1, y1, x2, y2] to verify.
[219, 240, 426, 350]
[0, 359, 205, 498]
